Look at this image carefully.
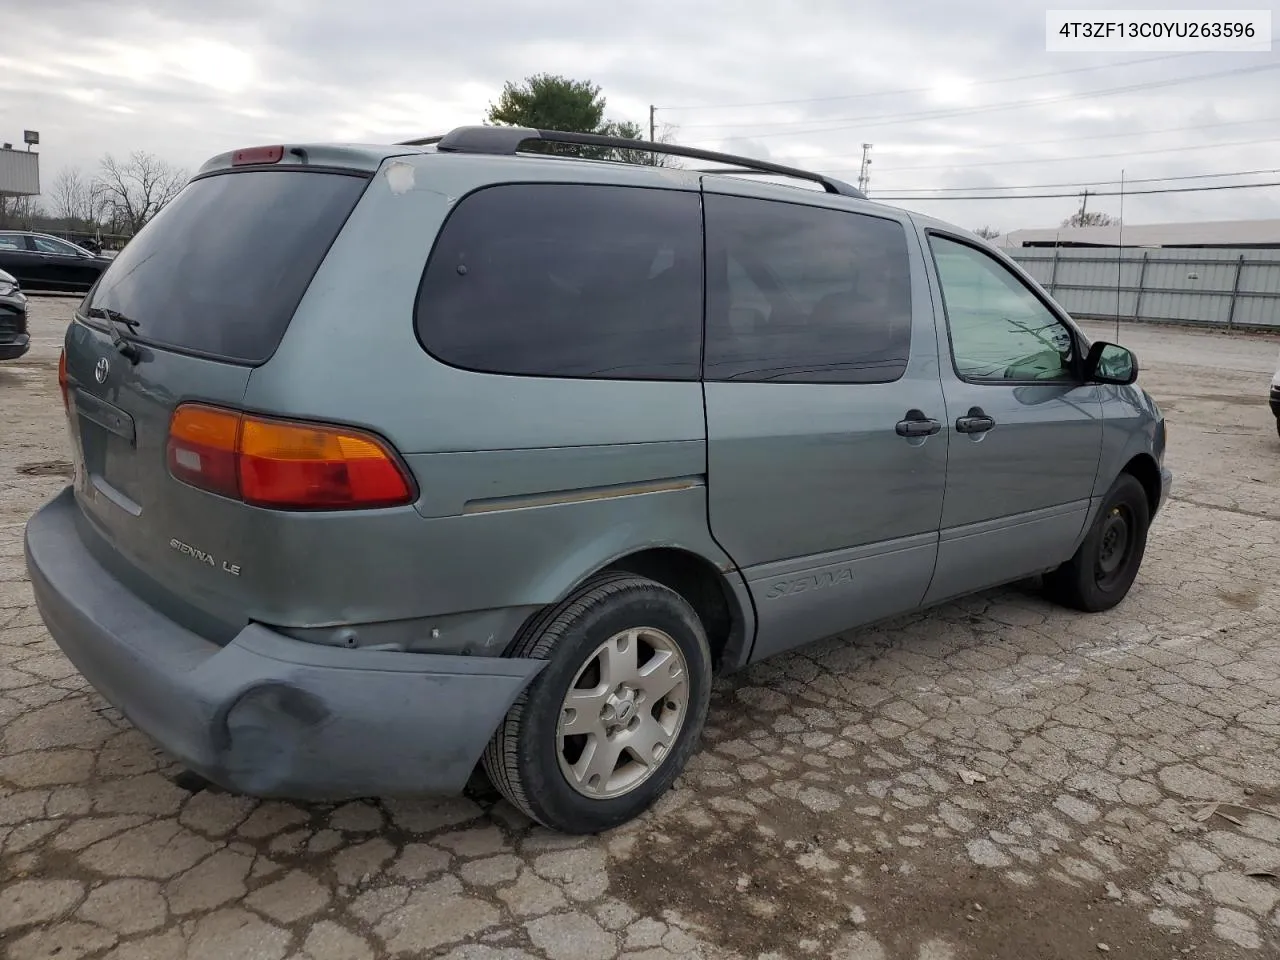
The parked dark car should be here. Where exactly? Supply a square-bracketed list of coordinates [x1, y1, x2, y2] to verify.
[0, 231, 112, 293]
[0, 266, 29, 360]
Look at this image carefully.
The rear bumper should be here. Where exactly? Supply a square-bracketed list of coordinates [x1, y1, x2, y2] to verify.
[0, 333, 29, 360]
[24, 486, 544, 800]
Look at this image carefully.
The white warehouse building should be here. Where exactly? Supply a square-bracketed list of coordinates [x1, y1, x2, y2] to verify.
[998, 218, 1280, 250]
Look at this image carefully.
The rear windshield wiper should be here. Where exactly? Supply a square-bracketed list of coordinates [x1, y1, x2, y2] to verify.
[85, 306, 142, 363]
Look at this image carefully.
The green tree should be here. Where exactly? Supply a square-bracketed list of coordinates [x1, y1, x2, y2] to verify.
[486, 74, 676, 166]
[487, 74, 607, 135]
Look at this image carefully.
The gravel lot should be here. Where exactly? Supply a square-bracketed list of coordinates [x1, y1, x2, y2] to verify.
[2, 296, 1279, 960]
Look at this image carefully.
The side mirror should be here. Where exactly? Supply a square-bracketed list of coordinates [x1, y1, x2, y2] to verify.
[1084, 341, 1138, 385]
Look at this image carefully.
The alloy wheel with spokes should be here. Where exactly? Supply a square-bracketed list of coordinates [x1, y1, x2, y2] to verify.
[482, 572, 713, 834]
[558, 626, 689, 800]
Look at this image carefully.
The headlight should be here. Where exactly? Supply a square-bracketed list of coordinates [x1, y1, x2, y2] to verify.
[0, 281, 16, 297]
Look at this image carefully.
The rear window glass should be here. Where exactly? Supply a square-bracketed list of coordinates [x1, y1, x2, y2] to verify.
[417, 183, 703, 380]
[86, 170, 367, 364]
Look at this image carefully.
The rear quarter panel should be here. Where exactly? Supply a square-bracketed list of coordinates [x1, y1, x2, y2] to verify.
[238, 154, 743, 639]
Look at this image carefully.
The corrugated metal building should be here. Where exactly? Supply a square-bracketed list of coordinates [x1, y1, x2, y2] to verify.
[1010, 246, 1280, 330]
[0, 146, 40, 197]
[999, 219, 1280, 250]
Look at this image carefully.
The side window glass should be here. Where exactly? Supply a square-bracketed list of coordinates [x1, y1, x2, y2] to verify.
[33, 236, 81, 256]
[0, 235, 26, 251]
[417, 184, 703, 380]
[704, 194, 912, 383]
[929, 236, 1076, 382]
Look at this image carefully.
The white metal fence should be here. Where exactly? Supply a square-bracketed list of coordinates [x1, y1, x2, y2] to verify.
[1008, 247, 1280, 331]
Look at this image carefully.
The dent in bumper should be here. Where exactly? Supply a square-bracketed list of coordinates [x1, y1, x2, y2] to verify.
[24, 486, 544, 800]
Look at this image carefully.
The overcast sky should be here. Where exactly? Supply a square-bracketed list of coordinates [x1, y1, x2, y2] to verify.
[3, 0, 1278, 233]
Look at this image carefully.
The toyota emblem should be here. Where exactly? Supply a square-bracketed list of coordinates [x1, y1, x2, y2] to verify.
[94, 357, 109, 384]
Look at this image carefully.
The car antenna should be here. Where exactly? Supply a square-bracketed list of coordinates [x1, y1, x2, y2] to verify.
[1115, 169, 1125, 344]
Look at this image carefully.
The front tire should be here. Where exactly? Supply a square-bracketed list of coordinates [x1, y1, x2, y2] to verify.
[1044, 473, 1150, 612]
[482, 574, 712, 834]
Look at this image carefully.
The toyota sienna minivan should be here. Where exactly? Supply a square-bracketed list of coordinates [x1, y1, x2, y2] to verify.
[26, 127, 1171, 834]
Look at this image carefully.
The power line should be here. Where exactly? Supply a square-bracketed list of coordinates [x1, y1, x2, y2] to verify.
[880, 167, 1280, 194]
[777, 113, 1280, 165]
[875, 181, 1280, 202]
[656, 52, 1200, 111]
[820, 135, 1279, 176]
[679, 62, 1280, 138]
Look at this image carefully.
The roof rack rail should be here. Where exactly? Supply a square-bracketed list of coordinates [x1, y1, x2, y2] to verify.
[397, 125, 866, 200]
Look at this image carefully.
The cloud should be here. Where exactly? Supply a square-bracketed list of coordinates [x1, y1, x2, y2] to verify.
[2, 0, 1278, 229]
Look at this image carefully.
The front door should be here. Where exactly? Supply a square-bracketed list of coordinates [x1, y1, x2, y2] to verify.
[32, 235, 99, 290]
[702, 184, 948, 661]
[921, 231, 1104, 605]
[0, 234, 41, 287]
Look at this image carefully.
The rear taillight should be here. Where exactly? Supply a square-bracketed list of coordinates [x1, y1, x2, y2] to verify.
[57, 348, 70, 412]
[166, 404, 415, 510]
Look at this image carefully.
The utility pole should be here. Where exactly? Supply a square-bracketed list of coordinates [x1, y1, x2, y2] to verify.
[857, 143, 873, 196]
[648, 105, 657, 166]
[1077, 189, 1091, 222]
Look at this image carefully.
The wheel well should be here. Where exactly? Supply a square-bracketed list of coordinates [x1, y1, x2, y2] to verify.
[1122, 453, 1161, 515]
[601, 549, 742, 672]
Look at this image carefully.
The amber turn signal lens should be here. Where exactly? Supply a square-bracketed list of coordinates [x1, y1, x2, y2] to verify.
[166, 404, 414, 510]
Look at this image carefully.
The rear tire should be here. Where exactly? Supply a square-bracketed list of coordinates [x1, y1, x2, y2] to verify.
[482, 573, 712, 834]
[1044, 473, 1150, 613]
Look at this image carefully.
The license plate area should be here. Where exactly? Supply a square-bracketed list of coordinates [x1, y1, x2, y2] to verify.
[71, 390, 143, 515]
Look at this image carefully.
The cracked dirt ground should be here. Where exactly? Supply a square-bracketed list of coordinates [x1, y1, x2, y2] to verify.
[2, 297, 1279, 960]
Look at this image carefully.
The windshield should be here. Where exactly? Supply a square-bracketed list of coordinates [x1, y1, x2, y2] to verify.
[85, 169, 368, 364]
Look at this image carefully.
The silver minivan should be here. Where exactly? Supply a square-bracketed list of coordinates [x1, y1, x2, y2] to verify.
[25, 127, 1171, 834]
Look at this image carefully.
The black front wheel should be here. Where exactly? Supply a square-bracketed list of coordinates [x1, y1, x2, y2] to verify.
[1045, 473, 1151, 613]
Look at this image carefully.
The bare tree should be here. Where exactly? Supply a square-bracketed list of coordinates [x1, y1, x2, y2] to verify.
[602, 119, 682, 167]
[1061, 210, 1119, 229]
[0, 195, 44, 230]
[49, 167, 98, 226]
[973, 225, 1001, 240]
[94, 152, 188, 235]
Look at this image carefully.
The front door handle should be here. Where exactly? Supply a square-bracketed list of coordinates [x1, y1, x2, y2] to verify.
[896, 409, 942, 438]
[955, 406, 996, 434]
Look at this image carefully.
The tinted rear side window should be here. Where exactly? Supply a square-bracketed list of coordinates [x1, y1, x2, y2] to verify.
[704, 194, 912, 383]
[86, 170, 368, 364]
[417, 183, 702, 380]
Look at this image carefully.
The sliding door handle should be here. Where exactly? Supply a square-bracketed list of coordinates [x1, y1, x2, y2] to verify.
[955, 406, 996, 434]
[896, 410, 942, 438]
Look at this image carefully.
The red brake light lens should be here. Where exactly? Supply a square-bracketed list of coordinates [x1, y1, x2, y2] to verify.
[166, 404, 414, 510]
[57, 348, 70, 412]
[231, 145, 284, 166]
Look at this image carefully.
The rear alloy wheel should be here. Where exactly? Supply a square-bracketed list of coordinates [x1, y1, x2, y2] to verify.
[483, 574, 712, 834]
[1044, 472, 1150, 612]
